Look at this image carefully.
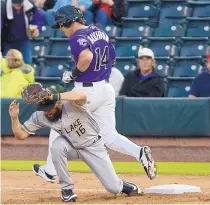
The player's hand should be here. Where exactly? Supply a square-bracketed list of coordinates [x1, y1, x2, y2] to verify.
[62, 70, 76, 83]
[9, 99, 20, 119]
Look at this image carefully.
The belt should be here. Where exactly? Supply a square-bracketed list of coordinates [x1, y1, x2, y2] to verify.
[82, 80, 109, 87]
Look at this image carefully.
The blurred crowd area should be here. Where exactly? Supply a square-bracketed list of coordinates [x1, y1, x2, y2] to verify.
[1, 0, 210, 98]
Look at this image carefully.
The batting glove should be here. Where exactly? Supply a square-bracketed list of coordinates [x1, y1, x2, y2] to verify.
[62, 70, 76, 84]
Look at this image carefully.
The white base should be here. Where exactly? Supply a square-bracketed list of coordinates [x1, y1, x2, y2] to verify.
[144, 184, 201, 194]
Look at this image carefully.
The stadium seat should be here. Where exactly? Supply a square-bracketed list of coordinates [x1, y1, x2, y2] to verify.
[115, 56, 136, 76]
[158, 0, 191, 27]
[32, 56, 41, 76]
[49, 38, 71, 56]
[180, 37, 210, 57]
[121, 18, 154, 37]
[115, 37, 143, 57]
[187, 17, 210, 37]
[35, 76, 62, 87]
[148, 37, 179, 57]
[167, 76, 193, 97]
[155, 57, 172, 76]
[39, 26, 55, 38]
[189, 1, 210, 17]
[54, 29, 67, 38]
[30, 38, 49, 56]
[154, 25, 186, 37]
[127, 0, 159, 18]
[160, 0, 191, 18]
[104, 25, 121, 38]
[40, 56, 73, 77]
[173, 56, 203, 77]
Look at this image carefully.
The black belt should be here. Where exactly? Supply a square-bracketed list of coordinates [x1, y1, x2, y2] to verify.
[82, 80, 109, 87]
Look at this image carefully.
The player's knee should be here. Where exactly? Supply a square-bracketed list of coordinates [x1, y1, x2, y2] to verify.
[51, 137, 67, 159]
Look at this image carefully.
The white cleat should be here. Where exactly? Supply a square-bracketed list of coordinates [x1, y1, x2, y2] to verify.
[140, 146, 157, 180]
[32, 164, 56, 183]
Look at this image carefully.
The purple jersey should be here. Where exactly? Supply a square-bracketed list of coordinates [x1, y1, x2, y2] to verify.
[69, 25, 115, 82]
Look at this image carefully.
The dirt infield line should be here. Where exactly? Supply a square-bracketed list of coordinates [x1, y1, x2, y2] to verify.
[1, 186, 106, 192]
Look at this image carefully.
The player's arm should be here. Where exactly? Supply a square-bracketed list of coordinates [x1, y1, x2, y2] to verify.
[9, 100, 29, 140]
[63, 48, 93, 82]
[60, 91, 87, 105]
[77, 48, 93, 72]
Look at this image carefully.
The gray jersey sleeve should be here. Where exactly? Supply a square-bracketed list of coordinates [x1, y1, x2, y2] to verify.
[22, 112, 46, 135]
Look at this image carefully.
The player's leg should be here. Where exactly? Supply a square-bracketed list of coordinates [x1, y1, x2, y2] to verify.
[73, 83, 156, 180]
[32, 129, 59, 182]
[80, 137, 141, 196]
[73, 83, 141, 159]
[51, 135, 79, 202]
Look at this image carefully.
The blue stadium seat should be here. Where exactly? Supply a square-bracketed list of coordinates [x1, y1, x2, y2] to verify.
[180, 37, 210, 57]
[155, 57, 172, 76]
[148, 37, 179, 57]
[189, 1, 210, 17]
[104, 25, 121, 38]
[32, 56, 41, 76]
[154, 25, 186, 37]
[160, 0, 191, 17]
[115, 37, 143, 57]
[115, 56, 136, 76]
[121, 18, 154, 37]
[173, 56, 203, 77]
[159, 0, 191, 27]
[49, 38, 71, 56]
[40, 56, 73, 77]
[167, 76, 193, 97]
[39, 26, 55, 38]
[35, 76, 62, 87]
[187, 17, 210, 37]
[54, 29, 67, 38]
[127, 0, 158, 18]
[30, 38, 49, 56]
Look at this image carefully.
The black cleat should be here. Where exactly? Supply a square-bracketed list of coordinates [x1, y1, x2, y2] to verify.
[61, 189, 77, 202]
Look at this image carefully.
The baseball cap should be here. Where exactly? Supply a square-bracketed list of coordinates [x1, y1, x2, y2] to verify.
[206, 54, 210, 61]
[51, 5, 83, 29]
[138, 48, 154, 59]
[36, 99, 57, 111]
[12, 0, 24, 4]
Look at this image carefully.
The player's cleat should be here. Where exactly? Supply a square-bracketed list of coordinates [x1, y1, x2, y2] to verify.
[139, 146, 157, 180]
[121, 181, 142, 196]
[32, 164, 56, 183]
[61, 189, 77, 202]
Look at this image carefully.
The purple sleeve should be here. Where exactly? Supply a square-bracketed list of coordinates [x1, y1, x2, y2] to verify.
[70, 36, 90, 64]
[189, 77, 199, 97]
[32, 7, 44, 32]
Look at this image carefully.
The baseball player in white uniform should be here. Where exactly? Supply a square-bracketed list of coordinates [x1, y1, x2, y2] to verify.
[9, 86, 141, 202]
[32, 5, 156, 182]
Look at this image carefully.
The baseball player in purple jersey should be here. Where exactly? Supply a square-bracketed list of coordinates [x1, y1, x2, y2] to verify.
[32, 5, 157, 183]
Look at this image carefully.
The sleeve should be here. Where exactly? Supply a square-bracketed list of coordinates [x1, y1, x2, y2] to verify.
[189, 77, 199, 97]
[79, 0, 92, 9]
[32, 7, 44, 32]
[21, 64, 35, 83]
[22, 112, 46, 135]
[70, 36, 90, 60]
[119, 72, 132, 96]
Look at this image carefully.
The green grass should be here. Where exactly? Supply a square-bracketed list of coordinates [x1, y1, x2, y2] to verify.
[1, 161, 210, 175]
